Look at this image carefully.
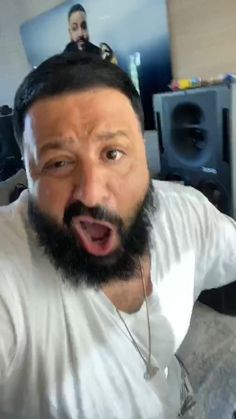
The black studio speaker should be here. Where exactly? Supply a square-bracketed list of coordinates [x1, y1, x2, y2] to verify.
[0, 114, 22, 181]
[153, 85, 236, 314]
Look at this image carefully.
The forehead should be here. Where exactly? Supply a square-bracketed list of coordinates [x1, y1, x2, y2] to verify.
[69, 11, 87, 24]
[24, 88, 140, 140]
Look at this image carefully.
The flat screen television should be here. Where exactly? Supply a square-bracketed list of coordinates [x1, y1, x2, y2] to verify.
[20, 0, 172, 130]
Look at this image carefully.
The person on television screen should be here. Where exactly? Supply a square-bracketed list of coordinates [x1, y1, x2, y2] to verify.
[64, 3, 117, 64]
[1, 51, 236, 418]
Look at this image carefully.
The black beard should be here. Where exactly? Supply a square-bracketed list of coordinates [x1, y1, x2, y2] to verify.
[27, 181, 155, 288]
[76, 38, 89, 50]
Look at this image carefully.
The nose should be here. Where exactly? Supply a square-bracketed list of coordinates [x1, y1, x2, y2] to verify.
[72, 163, 109, 208]
[75, 26, 84, 39]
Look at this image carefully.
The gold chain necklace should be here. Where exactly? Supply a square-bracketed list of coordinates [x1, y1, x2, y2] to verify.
[116, 258, 158, 381]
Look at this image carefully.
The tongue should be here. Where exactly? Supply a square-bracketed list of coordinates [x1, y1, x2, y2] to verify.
[81, 221, 110, 240]
[72, 217, 116, 256]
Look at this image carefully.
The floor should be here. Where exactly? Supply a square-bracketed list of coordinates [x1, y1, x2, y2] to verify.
[178, 302, 236, 419]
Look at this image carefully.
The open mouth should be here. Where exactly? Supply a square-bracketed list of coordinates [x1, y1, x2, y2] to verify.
[77, 40, 86, 49]
[71, 215, 116, 256]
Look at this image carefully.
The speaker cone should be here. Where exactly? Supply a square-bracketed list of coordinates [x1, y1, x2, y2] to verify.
[171, 103, 208, 164]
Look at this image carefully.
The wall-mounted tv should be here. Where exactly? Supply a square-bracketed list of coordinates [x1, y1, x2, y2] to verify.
[20, 0, 172, 130]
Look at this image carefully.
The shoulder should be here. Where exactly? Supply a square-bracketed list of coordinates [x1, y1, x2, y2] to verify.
[87, 42, 100, 55]
[0, 191, 37, 323]
[64, 42, 77, 53]
[0, 169, 27, 206]
[0, 190, 29, 260]
[0, 193, 31, 377]
[152, 179, 208, 212]
[151, 180, 213, 243]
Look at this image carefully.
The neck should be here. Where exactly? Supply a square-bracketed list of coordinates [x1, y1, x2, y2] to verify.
[101, 254, 152, 314]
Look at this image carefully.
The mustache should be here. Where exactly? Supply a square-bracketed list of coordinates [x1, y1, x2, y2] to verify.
[63, 201, 123, 228]
[77, 37, 87, 42]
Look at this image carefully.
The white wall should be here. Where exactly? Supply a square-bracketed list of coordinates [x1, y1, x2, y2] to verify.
[168, 0, 236, 79]
[0, 0, 64, 106]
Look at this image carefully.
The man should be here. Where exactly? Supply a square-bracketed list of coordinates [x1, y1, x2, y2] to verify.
[64, 3, 117, 64]
[0, 52, 236, 419]
[64, 3, 99, 55]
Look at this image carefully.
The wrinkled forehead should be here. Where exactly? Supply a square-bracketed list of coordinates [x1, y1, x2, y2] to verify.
[23, 89, 142, 148]
[69, 11, 87, 25]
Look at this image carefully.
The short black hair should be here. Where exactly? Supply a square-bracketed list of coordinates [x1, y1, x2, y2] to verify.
[13, 52, 144, 151]
[68, 3, 86, 20]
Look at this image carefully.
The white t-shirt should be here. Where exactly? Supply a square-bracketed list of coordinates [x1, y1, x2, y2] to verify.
[0, 180, 236, 419]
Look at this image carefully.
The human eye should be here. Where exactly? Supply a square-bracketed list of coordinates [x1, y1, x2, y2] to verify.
[44, 159, 75, 175]
[104, 149, 125, 162]
[81, 21, 87, 30]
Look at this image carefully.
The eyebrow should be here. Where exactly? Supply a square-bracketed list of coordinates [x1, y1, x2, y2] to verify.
[39, 131, 129, 155]
[96, 130, 129, 142]
[39, 139, 75, 156]
[71, 20, 86, 26]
